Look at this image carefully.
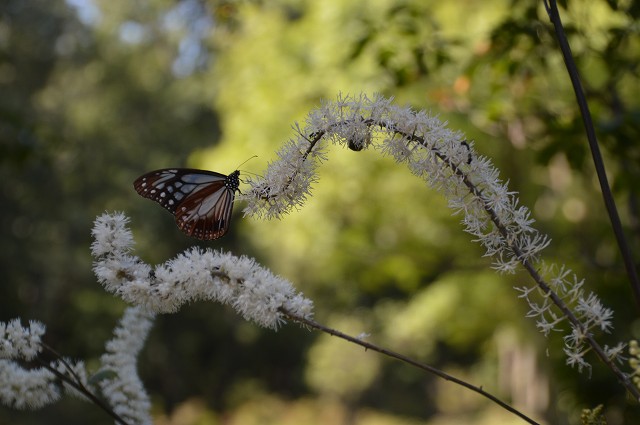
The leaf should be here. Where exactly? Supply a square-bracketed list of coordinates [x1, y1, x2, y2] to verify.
[88, 369, 118, 386]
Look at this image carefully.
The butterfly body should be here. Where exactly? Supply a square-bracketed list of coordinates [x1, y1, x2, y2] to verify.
[134, 168, 240, 240]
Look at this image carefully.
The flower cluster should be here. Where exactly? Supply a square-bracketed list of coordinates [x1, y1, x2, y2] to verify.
[99, 306, 154, 425]
[0, 319, 57, 409]
[241, 132, 324, 219]
[0, 319, 45, 361]
[241, 93, 620, 373]
[0, 310, 155, 423]
[0, 360, 60, 409]
[515, 263, 618, 373]
[0, 319, 89, 410]
[91, 212, 314, 329]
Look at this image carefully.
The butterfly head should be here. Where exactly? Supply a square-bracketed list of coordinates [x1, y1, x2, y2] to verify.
[226, 170, 241, 193]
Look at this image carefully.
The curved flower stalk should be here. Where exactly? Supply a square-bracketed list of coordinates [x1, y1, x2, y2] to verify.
[99, 306, 154, 425]
[241, 93, 639, 400]
[91, 212, 314, 329]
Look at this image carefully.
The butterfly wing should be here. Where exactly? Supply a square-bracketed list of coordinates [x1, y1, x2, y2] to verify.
[133, 168, 240, 240]
[173, 175, 236, 240]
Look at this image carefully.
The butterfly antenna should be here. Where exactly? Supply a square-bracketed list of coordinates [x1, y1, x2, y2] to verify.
[239, 170, 261, 178]
[236, 156, 261, 184]
[235, 155, 258, 170]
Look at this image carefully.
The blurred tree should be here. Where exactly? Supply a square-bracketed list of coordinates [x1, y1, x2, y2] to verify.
[1, 0, 231, 422]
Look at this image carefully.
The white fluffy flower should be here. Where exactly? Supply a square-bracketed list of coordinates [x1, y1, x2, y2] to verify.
[99, 306, 154, 425]
[91, 211, 135, 257]
[0, 320, 96, 411]
[0, 360, 61, 409]
[0, 319, 45, 361]
[91, 213, 314, 330]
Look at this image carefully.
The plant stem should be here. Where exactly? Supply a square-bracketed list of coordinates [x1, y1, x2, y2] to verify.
[39, 344, 131, 425]
[543, 0, 640, 311]
[280, 308, 542, 425]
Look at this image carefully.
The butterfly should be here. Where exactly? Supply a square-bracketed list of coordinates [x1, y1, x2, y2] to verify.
[133, 168, 240, 240]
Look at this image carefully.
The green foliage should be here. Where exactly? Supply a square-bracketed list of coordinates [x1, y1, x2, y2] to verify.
[581, 404, 607, 425]
[2, 0, 640, 423]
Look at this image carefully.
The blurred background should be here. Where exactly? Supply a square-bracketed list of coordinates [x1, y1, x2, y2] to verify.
[2, 0, 640, 424]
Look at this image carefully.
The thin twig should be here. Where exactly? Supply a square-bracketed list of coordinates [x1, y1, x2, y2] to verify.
[41, 343, 87, 389]
[38, 344, 131, 425]
[543, 0, 640, 310]
[280, 308, 542, 425]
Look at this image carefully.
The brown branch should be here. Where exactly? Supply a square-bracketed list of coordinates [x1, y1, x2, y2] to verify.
[543, 0, 640, 310]
[39, 343, 132, 425]
[280, 308, 542, 425]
